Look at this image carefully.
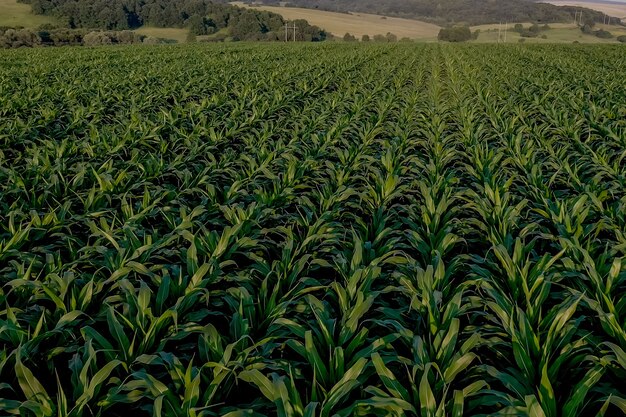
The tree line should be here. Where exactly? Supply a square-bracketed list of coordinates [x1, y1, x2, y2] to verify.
[0, 26, 174, 48]
[250, 0, 618, 26]
[15, 0, 327, 42]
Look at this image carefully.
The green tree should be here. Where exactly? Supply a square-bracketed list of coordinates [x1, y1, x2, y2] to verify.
[343, 32, 357, 42]
[438, 26, 472, 42]
[373, 33, 386, 42]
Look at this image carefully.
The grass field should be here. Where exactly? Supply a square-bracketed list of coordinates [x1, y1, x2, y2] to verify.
[0, 0, 57, 27]
[134, 27, 189, 43]
[233, 1, 441, 39]
[1, 42, 625, 417]
[473, 21, 626, 42]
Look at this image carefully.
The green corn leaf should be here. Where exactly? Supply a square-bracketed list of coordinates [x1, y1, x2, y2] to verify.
[419, 364, 436, 417]
[538, 363, 556, 417]
[525, 395, 547, 417]
[239, 369, 277, 402]
[371, 352, 410, 402]
[443, 353, 476, 384]
[54, 310, 83, 330]
[75, 360, 123, 410]
[451, 390, 464, 417]
[15, 353, 53, 416]
[321, 357, 368, 417]
[562, 365, 604, 417]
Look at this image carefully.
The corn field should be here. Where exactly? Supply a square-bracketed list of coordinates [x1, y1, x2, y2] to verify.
[1, 43, 625, 417]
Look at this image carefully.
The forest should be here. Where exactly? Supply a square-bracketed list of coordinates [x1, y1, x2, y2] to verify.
[15, 0, 327, 41]
[253, 0, 615, 25]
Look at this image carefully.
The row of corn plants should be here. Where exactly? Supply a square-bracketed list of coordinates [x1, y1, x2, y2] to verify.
[0, 43, 625, 416]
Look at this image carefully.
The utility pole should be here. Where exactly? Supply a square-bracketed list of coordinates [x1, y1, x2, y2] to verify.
[284, 22, 297, 41]
[504, 21, 508, 42]
[498, 22, 501, 43]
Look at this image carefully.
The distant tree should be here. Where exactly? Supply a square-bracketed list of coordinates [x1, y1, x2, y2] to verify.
[438, 26, 472, 42]
[594, 29, 612, 38]
[581, 22, 596, 34]
[519, 24, 541, 37]
[117, 30, 142, 44]
[514, 23, 524, 32]
[0, 28, 39, 47]
[343, 32, 357, 41]
[373, 34, 386, 42]
[83, 31, 112, 46]
[361, 34, 370, 42]
[618, 35, 626, 43]
[37, 30, 53, 45]
[472, 29, 480, 39]
[386, 32, 397, 42]
[188, 14, 208, 35]
[520, 29, 538, 38]
[186, 30, 197, 42]
[50, 29, 85, 46]
[143, 36, 161, 44]
[289, 19, 326, 41]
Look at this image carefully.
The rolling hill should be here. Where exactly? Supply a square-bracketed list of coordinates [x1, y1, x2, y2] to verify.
[545, 1, 626, 22]
[0, 0, 56, 27]
[234, 2, 441, 39]
[247, 0, 618, 25]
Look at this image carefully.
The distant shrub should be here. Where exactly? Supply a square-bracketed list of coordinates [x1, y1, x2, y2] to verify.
[518, 38, 526, 43]
[617, 35, 626, 43]
[438, 26, 472, 42]
[594, 29, 613, 39]
[541, 34, 547, 39]
[581, 23, 595, 34]
[142, 36, 161, 45]
[519, 24, 541, 38]
[116, 30, 144, 44]
[343, 32, 357, 42]
[361, 34, 370, 42]
[0, 28, 39, 48]
[83, 31, 112, 46]
[519, 29, 539, 38]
